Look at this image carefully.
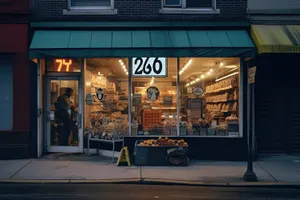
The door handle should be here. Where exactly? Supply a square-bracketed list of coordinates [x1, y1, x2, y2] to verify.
[47, 111, 55, 121]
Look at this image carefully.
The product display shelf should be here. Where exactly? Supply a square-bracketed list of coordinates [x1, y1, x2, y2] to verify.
[206, 99, 238, 103]
[87, 136, 124, 162]
[205, 86, 235, 94]
[86, 118, 126, 162]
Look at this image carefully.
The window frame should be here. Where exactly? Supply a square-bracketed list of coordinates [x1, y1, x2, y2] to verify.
[164, 0, 215, 9]
[161, 0, 219, 14]
[67, 0, 115, 10]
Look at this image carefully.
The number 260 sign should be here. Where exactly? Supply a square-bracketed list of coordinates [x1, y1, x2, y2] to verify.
[132, 57, 167, 77]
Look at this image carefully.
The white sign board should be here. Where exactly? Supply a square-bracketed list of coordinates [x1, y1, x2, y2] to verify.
[132, 57, 167, 77]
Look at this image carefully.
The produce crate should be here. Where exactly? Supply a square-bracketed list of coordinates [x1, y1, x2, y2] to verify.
[133, 140, 188, 166]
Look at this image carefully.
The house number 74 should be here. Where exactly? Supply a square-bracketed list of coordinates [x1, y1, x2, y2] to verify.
[55, 59, 73, 72]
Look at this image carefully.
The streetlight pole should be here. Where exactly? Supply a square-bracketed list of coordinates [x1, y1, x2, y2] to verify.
[243, 60, 257, 182]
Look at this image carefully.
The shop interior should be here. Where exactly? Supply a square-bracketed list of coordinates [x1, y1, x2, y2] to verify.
[83, 57, 240, 140]
[46, 57, 241, 146]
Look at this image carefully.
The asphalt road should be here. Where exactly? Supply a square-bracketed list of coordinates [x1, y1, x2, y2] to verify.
[0, 184, 299, 200]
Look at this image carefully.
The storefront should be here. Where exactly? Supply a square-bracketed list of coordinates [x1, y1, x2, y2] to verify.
[250, 25, 300, 154]
[30, 22, 255, 161]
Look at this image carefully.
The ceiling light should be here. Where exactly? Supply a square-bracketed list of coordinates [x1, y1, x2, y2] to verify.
[126, 72, 128, 75]
[201, 75, 204, 78]
[220, 62, 224, 67]
[196, 78, 200, 81]
[210, 69, 213, 72]
[179, 59, 192, 75]
[119, 59, 122, 63]
[216, 72, 239, 82]
[207, 72, 211, 75]
[224, 65, 238, 69]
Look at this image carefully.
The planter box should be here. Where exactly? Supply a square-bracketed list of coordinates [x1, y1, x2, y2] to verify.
[133, 140, 189, 166]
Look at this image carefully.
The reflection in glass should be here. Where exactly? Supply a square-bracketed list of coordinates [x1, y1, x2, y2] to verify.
[50, 80, 79, 146]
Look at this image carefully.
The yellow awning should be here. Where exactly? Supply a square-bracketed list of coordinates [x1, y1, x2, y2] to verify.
[251, 25, 300, 54]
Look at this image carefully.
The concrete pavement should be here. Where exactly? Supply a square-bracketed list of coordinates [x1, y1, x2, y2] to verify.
[0, 154, 300, 186]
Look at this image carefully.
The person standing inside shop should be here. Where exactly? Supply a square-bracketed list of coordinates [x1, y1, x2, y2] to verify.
[56, 88, 74, 146]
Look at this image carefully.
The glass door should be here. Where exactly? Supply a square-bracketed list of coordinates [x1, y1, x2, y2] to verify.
[46, 77, 83, 153]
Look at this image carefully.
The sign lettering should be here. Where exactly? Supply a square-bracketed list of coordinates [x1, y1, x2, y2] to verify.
[132, 57, 167, 77]
[55, 59, 73, 72]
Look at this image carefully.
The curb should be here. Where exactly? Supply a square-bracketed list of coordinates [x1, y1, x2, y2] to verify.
[0, 178, 141, 184]
[142, 179, 300, 188]
[1, 179, 300, 188]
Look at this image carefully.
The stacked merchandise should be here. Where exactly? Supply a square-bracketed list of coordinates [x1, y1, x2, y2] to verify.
[85, 111, 128, 140]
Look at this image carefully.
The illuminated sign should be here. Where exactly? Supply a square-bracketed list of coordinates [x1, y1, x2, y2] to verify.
[132, 57, 167, 77]
[55, 59, 73, 72]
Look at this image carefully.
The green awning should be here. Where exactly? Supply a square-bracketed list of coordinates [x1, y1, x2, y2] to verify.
[30, 30, 255, 58]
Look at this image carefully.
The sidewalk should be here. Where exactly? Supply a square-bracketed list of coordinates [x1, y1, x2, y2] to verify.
[0, 154, 300, 186]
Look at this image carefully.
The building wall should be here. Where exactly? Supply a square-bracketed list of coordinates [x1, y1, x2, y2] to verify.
[0, 1, 31, 159]
[247, 0, 300, 23]
[248, 0, 300, 13]
[30, 0, 247, 21]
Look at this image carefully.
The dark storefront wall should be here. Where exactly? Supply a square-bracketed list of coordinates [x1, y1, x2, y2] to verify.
[0, 24, 31, 159]
[255, 54, 300, 154]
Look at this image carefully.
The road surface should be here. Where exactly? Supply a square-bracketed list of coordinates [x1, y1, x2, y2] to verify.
[0, 184, 299, 199]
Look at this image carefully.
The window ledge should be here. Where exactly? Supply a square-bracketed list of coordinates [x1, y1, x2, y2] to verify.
[159, 8, 220, 14]
[63, 8, 118, 15]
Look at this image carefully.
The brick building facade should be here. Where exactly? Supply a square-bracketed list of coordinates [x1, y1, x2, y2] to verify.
[30, 0, 247, 21]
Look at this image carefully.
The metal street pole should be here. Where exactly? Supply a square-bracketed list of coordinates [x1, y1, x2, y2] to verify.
[243, 62, 257, 182]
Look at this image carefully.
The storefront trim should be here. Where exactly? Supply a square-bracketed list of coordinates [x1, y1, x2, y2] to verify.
[30, 48, 255, 59]
[251, 24, 300, 54]
[31, 22, 250, 28]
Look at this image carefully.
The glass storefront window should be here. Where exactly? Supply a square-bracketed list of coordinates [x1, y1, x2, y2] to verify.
[46, 59, 82, 72]
[84, 58, 129, 140]
[79, 57, 241, 138]
[179, 58, 240, 137]
[131, 58, 178, 136]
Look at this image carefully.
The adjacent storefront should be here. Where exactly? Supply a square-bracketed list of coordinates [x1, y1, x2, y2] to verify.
[0, 24, 31, 159]
[30, 22, 255, 160]
[250, 25, 300, 154]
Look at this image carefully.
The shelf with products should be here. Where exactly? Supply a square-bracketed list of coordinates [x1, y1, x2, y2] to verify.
[205, 75, 239, 94]
[206, 102, 238, 113]
[206, 100, 238, 103]
[205, 88, 238, 102]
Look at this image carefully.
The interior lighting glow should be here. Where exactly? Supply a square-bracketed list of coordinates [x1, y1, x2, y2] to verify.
[215, 72, 239, 82]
